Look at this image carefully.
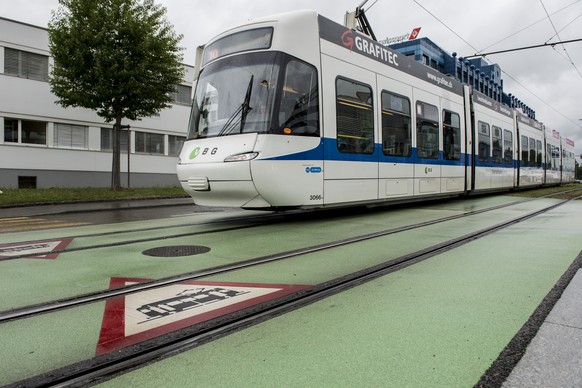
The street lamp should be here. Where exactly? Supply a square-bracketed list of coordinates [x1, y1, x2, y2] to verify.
[119, 125, 131, 188]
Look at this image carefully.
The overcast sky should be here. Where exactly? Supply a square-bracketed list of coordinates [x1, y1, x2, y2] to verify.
[1, 0, 581, 155]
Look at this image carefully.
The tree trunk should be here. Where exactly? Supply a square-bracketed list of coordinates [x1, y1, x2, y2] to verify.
[111, 117, 122, 190]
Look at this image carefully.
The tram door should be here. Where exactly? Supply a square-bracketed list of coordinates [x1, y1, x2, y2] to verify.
[321, 56, 379, 205]
[376, 75, 415, 199]
[412, 88, 443, 196]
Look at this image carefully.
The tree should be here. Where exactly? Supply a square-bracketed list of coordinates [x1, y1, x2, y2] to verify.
[48, 0, 184, 189]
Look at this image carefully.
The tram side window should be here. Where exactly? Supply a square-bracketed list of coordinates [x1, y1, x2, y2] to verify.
[477, 121, 490, 163]
[529, 138, 536, 168]
[553, 145, 560, 170]
[521, 135, 529, 167]
[442, 110, 460, 160]
[492, 126, 502, 164]
[277, 59, 319, 136]
[536, 140, 543, 168]
[548, 144, 559, 171]
[503, 130, 513, 166]
[336, 78, 374, 154]
[381, 91, 411, 157]
[416, 101, 439, 159]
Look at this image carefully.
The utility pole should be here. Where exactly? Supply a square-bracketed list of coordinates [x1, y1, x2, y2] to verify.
[119, 125, 131, 188]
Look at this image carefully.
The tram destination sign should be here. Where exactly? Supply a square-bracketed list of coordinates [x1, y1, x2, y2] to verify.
[473, 91, 513, 118]
[516, 111, 543, 131]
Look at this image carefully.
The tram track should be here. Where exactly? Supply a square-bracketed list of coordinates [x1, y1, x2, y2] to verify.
[0, 194, 560, 321]
[0, 190, 568, 262]
[1, 191, 580, 321]
[3, 186, 581, 262]
[8, 195, 580, 387]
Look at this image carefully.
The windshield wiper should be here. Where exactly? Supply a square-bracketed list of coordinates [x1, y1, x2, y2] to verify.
[217, 75, 254, 137]
[239, 75, 253, 133]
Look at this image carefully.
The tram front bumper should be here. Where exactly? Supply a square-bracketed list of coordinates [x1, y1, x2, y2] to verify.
[177, 161, 264, 208]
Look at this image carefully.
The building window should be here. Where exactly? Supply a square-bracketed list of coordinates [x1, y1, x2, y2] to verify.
[3, 118, 47, 145]
[101, 127, 129, 152]
[4, 118, 18, 142]
[4, 48, 49, 82]
[135, 131, 164, 154]
[171, 84, 192, 105]
[422, 55, 430, 66]
[22, 120, 47, 144]
[54, 123, 88, 149]
[381, 91, 411, 157]
[416, 101, 439, 159]
[168, 135, 185, 156]
[336, 78, 374, 154]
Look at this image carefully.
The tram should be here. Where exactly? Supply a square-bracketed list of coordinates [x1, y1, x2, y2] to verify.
[177, 10, 576, 210]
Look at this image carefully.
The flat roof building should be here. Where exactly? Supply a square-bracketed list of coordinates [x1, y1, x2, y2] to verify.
[0, 17, 193, 189]
[389, 37, 536, 120]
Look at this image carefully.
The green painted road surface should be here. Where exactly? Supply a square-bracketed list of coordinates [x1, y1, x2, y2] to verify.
[0, 196, 581, 386]
[101, 200, 582, 387]
[0, 196, 553, 311]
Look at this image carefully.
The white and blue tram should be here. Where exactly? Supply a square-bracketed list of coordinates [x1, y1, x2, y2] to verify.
[177, 10, 575, 210]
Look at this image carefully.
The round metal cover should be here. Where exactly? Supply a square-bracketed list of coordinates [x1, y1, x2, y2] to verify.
[142, 245, 210, 257]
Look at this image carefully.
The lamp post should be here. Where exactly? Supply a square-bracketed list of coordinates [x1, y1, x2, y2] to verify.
[119, 125, 131, 188]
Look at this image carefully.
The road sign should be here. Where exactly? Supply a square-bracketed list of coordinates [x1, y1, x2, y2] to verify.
[97, 277, 310, 355]
[0, 238, 73, 259]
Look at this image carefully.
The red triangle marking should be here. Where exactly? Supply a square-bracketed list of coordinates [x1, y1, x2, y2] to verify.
[0, 238, 73, 260]
[96, 277, 310, 355]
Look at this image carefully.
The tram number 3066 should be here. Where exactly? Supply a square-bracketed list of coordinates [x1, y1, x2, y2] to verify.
[309, 194, 323, 201]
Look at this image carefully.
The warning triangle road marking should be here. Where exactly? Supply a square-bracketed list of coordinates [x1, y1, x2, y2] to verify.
[96, 277, 310, 355]
[0, 238, 73, 259]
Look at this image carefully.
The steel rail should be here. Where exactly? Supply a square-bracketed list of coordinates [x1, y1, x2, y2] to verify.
[2, 192, 575, 323]
[0, 196, 543, 322]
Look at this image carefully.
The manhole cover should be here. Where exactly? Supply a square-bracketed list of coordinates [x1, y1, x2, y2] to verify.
[142, 245, 210, 257]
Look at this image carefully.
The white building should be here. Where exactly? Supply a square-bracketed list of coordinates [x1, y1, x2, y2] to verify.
[0, 17, 193, 189]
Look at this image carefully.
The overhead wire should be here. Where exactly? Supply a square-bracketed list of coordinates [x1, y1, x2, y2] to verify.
[539, 0, 582, 79]
[463, 38, 582, 58]
[411, 0, 582, 130]
[412, 0, 479, 53]
[544, 10, 582, 67]
[545, 10, 582, 43]
[478, 0, 580, 53]
[364, 0, 380, 12]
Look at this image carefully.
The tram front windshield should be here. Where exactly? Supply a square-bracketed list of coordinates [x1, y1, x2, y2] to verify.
[188, 52, 319, 139]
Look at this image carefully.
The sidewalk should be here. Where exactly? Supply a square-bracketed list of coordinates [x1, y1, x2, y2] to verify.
[502, 268, 582, 387]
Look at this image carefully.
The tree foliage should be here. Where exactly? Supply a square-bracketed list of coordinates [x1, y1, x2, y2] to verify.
[48, 0, 185, 188]
[49, 0, 184, 121]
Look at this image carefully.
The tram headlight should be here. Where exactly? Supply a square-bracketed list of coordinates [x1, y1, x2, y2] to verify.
[224, 152, 259, 162]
